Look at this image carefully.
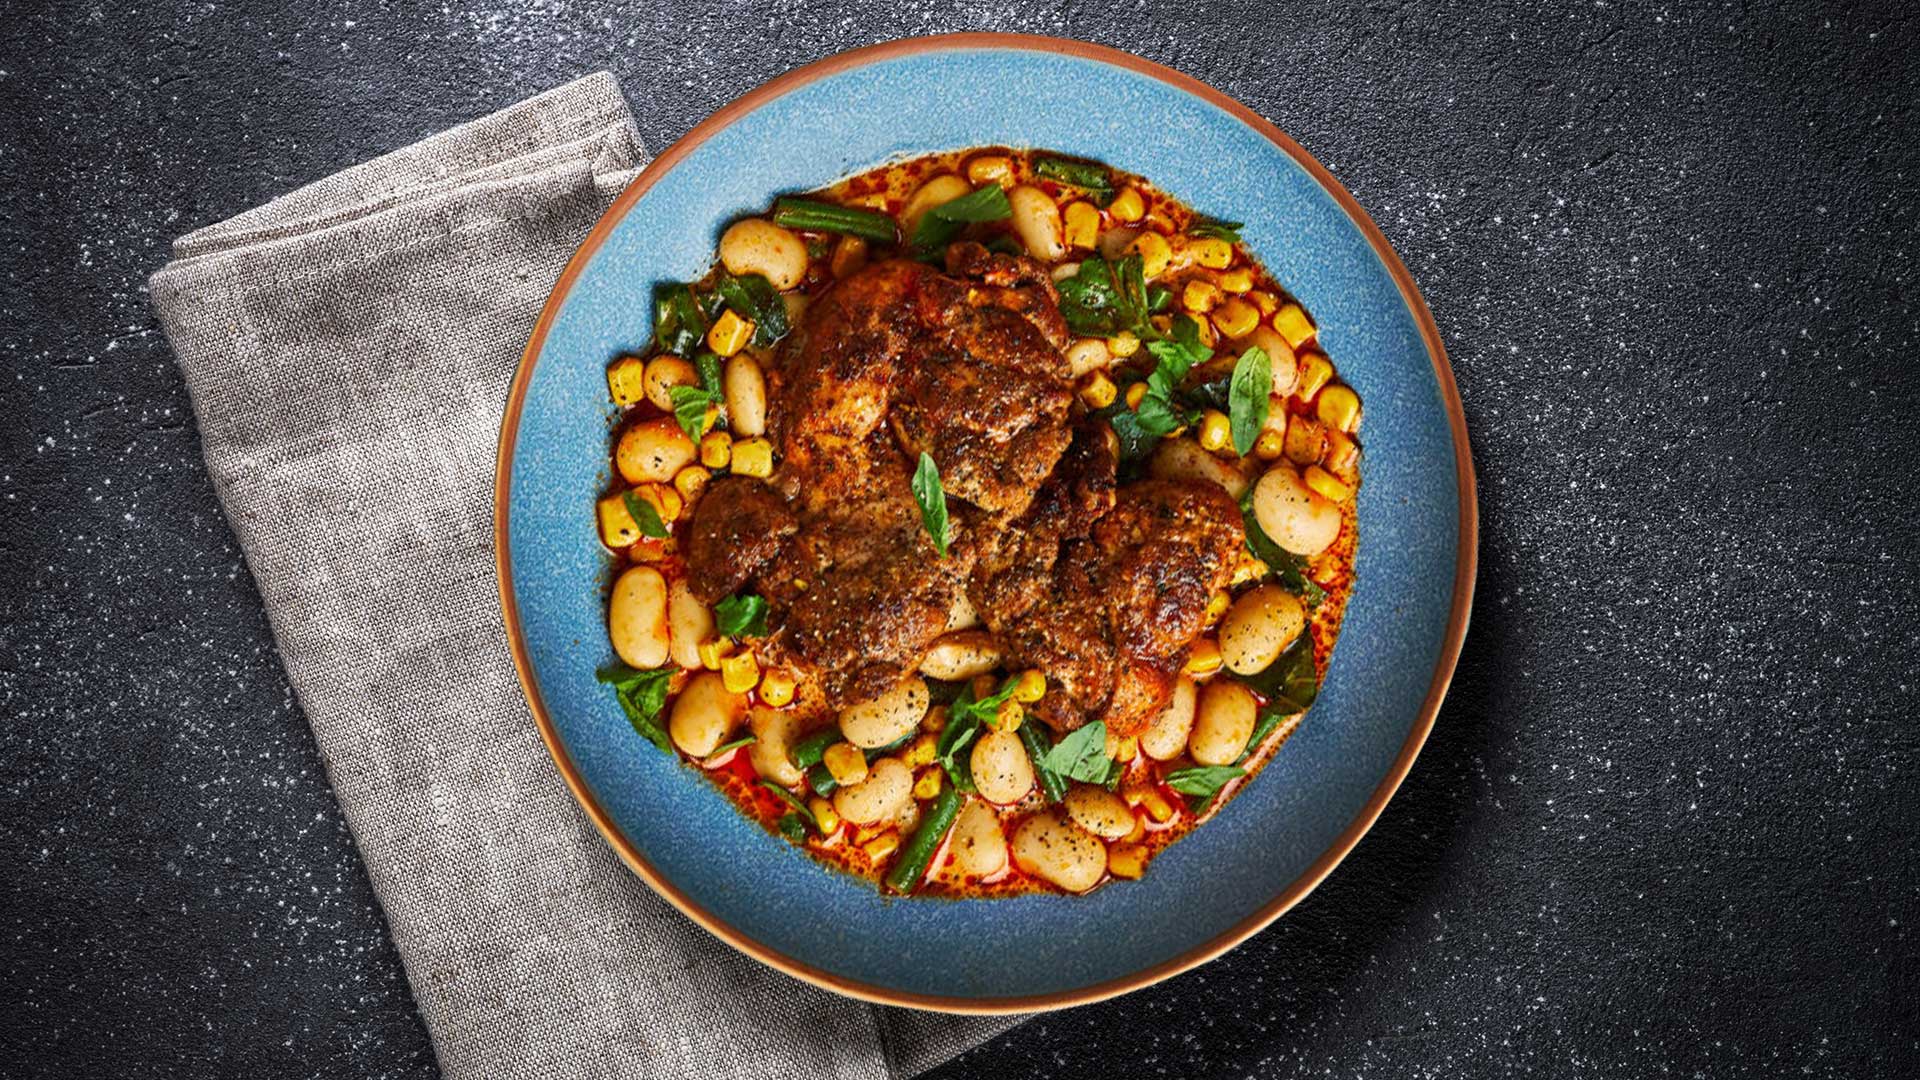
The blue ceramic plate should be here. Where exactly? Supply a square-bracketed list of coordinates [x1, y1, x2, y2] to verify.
[497, 35, 1475, 1012]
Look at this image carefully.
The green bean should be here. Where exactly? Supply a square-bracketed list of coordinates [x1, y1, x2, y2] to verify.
[1019, 721, 1067, 804]
[884, 784, 960, 894]
[789, 726, 843, 770]
[1034, 157, 1114, 195]
[807, 763, 838, 797]
[772, 197, 898, 243]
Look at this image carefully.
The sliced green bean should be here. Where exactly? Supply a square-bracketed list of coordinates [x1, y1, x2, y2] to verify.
[884, 784, 960, 894]
[1034, 157, 1114, 197]
[772, 197, 898, 243]
[1018, 721, 1067, 804]
[789, 726, 843, 770]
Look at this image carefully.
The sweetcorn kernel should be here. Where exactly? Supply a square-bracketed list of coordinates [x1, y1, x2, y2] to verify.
[823, 742, 869, 787]
[696, 637, 733, 670]
[1079, 371, 1117, 410]
[988, 700, 1024, 734]
[1212, 297, 1260, 339]
[758, 667, 797, 708]
[1285, 416, 1327, 465]
[913, 767, 944, 801]
[1304, 465, 1353, 503]
[1189, 236, 1233, 269]
[596, 493, 640, 548]
[1254, 428, 1286, 461]
[1109, 187, 1146, 223]
[1139, 789, 1175, 823]
[1272, 302, 1316, 348]
[698, 430, 733, 469]
[808, 796, 840, 835]
[607, 356, 647, 406]
[1130, 232, 1173, 279]
[965, 154, 1013, 186]
[1316, 385, 1361, 432]
[707, 309, 754, 357]
[1218, 268, 1254, 293]
[904, 732, 940, 767]
[1184, 638, 1223, 676]
[1197, 409, 1232, 453]
[1182, 279, 1222, 314]
[1205, 590, 1232, 623]
[1108, 843, 1148, 879]
[1323, 429, 1360, 474]
[920, 706, 949, 734]
[1125, 382, 1149, 410]
[1012, 670, 1047, 704]
[1295, 353, 1333, 402]
[721, 651, 761, 694]
[1107, 330, 1140, 358]
[1248, 290, 1279, 315]
[731, 438, 774, 478]
[1232, 552, 1267, 586]
[672, 464, 712, 503]
[1113, 736, 1138, 764]
[1063, 201, 1101, 250]
[861, 831, 901, 862]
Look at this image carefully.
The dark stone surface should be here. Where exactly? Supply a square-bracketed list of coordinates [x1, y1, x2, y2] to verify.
[2, 2, 1914, 1077]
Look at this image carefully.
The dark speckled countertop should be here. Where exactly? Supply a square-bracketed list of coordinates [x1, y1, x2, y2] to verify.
[2, 3, 1915, 1077]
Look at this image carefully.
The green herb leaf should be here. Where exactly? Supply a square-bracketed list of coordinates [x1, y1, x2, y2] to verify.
[1034, 157, 1115, 200]
[911, 184, 1013, 253]
[1239, 493, 1326, 608]
[1238, 711, 1283, 766]
[1188, 217, 1244, 243]
[621, 489, 670, 540]
[776, 813, 807, 843]
[910, 452, 950, 557]
[1233, 627, 1320, 714]
[652, 283, 708, 357]
[695, 351, 725, 395]
[714, 593, 769, 638]
[1056, 255, 1152, 338]
[760, 781, 818, 832]
[596, 663, 676, 751]
[706, 734, 758, 758]
[1104, 316, 1214, 464]
[1165, 764, 1244, 800]
[669, 384, 720, 443]
[1042, 720, 1113, 784]
[714, 271, 790, 347]
[1228, 346, 1272, 456]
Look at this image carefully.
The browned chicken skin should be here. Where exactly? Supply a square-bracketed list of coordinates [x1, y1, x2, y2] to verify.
[682, 242, 1242, 722]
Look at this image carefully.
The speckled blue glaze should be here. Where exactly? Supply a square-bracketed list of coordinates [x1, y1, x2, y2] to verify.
[503, 45, 1464, 1004]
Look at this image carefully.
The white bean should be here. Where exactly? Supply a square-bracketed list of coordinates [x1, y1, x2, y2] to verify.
[1251, 465, 1342, 556]
[723, 354, 768, 438]
[1063, 785, 1135, 840]
[918, 630, 1003, 681]
[1149, 437, 1255, 500]
[1012, 810, 1108, 893]
[667, 578, 715, 670]
[1190, 680, 1258, 766]
[746, 707, 805, 786]
[1139, 675, 1197, 761]
[1064, 337, 1112, 377]
[1007, 185, 1065, 261]
[832, 757, 912, 825]
[838, 676, 930, 749]
[944, 798, 1008, 878]
[945, 590, 980, 632]
[616, 417, 697, 484]
[970, 729, 1035, 805]
[607, 566, 670, 670]
[719, 218, 808, 291]
[1219, 585, 1306, 676]
[669, 671, 746, 758]
[1049, 261, 1082, 283]
[901, 174, 972, 235]
[643, 356, 698, 412]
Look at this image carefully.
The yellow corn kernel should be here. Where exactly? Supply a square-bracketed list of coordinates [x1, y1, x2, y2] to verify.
[707, 309, 754, 357]
[1249, 289, 1279, 315]
[1285, 416, 1326, 466]
[1109, 186, 1146, 222]
[633, 482, 682, 525]
[1192, 316, 1218, 351]
[965, 154, 1013, 186]
[1114, 736, 1138, 763]
[1182, 279, 1222, 314]
[830, 234, 868, 279]
[920, 705, 949, 734]
[1205, 589, 1231, 624]
[758, 667, 796, 708]
[807, 796, 840, 835]
[596, 492, 640, 548]
[1295, 352, 1333, 402]
[1218, 268, 1254, 294]
[721, 651, 761, 694]
[1316, 385, 1361, 433]
[1139, 788, 1175, 823]
[696, 637, 733, 671]
[1197, 409, 1232, 453]
[823, 742, 869, 787]
[1012, 669, 1047, 704]
[861, 831, 901, 862]
[852, 191, 890, 210]
[1130, 232, 1173, 279]
[699, 430, 733, 469]
[1079, 371, 1117, 410]
[1304, 465, 1353, 503]
[1108, 843, 1148, 879]
[854, 823, 888, 844]
[1063, 201, 1101, 250]
[904, 732, 940, 767]
[988, 699, 1024, 734]
[1184, 638, 1223, 676]
[731, 437, 774, 478]
[607, 356, 647, 406]
[1122, 811, 1147, 843]
[1125, 382, 1148, 410]
[913, 767, 944, 801]
[673, 464, 711, 503]
[1232, 552, 1266, 586]
[1188, 236, 1233, 269]
[1272, 302, 1316, 348]
[1254, 428, 1286, 461]
[1212, 298, 1260, 340]
[1323, 429, 1360, 474]
[1107, 330, 1140, 358]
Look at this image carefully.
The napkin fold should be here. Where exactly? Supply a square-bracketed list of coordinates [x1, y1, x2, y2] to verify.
[149, 72, 1019, 1080]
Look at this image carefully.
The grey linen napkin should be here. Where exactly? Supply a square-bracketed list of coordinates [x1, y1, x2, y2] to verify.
[149, 72, 1021, 1080]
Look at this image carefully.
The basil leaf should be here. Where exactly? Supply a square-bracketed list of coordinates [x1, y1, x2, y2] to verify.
[714, 593, 769, 638]
[1188, 217, 1243, 243]
[1042, 721, 1112, 784]
[1034, 157, 1114, 201]
[1228, 346, 1271, 456]
[936, 710, 982, 792]
[910, 452, 950, 557]
[1056, 255, 1151, 338]
[596, 662, 676, 751]
[1237, 711, 1283, 766]
[713, 271, 789, 346]
[621, 489, 670, 540]
[695, 350, 725, 395]
[1239, 494, 1326, 608]
[1165, 764, 1244, 799]
[669, 384, 718, 443]
[776, 813, 807, 843]
[1233, 628, 1320, 714]
[1106, 407, 1161, 466]
[912, 184, 1013, 253]
[652, 283, 707, 357]
[759, 781, 818, 831]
